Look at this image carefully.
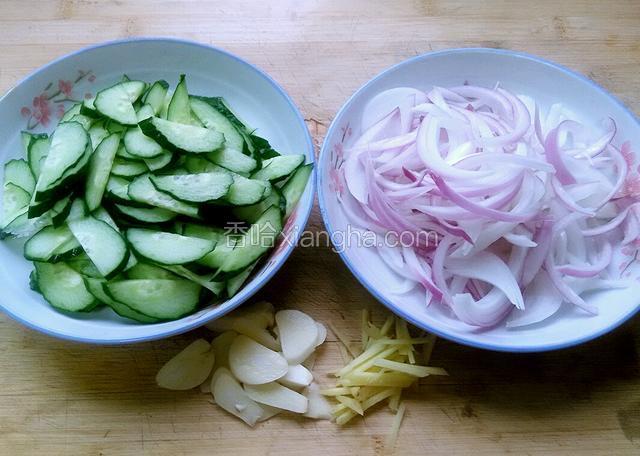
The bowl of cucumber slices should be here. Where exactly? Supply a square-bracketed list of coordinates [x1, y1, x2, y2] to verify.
[0, 38, 314, 344]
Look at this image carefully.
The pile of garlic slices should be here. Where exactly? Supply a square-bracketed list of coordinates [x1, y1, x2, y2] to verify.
[156, 302, 332, 426]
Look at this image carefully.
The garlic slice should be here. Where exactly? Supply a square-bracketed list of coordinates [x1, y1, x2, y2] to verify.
[244, 382, 308, 414]
[228, 335, 288, 385]
[315, 322, 327, 347]
[212, 368, 266, 427]
[200, 331, 237, 393]
[275, 309, 319, 365]
[156, 339, 215, 390]
[206, 301, 274, 332]
[279, 364, 313, 389]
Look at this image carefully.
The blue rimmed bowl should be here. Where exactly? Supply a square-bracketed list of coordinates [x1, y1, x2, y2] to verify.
[318, 48, 640, 352]
[0, 38, 315, 344]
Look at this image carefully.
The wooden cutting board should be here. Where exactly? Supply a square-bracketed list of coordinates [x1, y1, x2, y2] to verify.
[0, 1, 639, 454]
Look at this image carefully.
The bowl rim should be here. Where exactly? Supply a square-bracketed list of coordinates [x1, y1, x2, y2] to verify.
[0, 37, 315, 345]
[318, 47, 640, 353]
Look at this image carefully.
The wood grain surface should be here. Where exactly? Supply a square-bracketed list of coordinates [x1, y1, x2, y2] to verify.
[1, 1, 639, 455]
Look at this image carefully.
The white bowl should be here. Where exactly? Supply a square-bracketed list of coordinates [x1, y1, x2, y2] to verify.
[0, 38, 314, 344]
[318, 48, 640, 352]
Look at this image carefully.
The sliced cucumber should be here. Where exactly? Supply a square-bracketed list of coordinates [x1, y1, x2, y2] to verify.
[68, 113, 94, 131]
[251, 154, 305, 182]
[85, 133, 120, 211]
[105, 279, 201, 319]
[190, 97, 245, 152]
[88, 123, 109, 149]
[207, 148, 257, 175]
[68, 216, 129, 279]
[200, 206, 281, 273]
[67, 198, 88, 222]
[126, 262, 179, 280]
[282, 163, 313, 218]
[180, 223, 225, 242]
[126, 228, 215, 264]
[2, 183, 31, 228]
[123, 127, 163, 158]
[110, 157, 148, 177]
[25, 134, 50, 178]
[5, 159, 36, 194]
[139, 117, 224, 154]
[60, 103, 81, 122]
[136, 104, 155, 122]
[116, 143, 142, 161]
[23, 225, 81, 262]
[161, 264, 225, 295]
[67, 254, 102, 278]
[94, 80, 147, 125]
[84, 277, 158, 323]
[80, 97, 99, 118]
[105, 176, 135, 204]
[143, 150, 173, 171]
[114, 204, 177, 223]
[49, 195, 74, 227]
[33, 122, 90, 202]
[34, 261, 98, 312]
[204, 163, 269, 206]
[150, 172, 233, 203]
[226, 261, 258, 297]
[142, 80, 169, 115]
[232, 187, 284, 223]
[167, 75, 193, 125]
[128, 174, 199, 217]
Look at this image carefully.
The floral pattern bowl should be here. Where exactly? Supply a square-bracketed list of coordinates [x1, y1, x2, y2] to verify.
[0, 38, 314, 344]
[318, 48, 640, 352]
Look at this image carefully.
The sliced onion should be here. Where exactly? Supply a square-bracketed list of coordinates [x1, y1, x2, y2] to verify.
[338, 83, 634, 328]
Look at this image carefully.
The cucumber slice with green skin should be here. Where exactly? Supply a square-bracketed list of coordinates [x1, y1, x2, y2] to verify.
[150, 172, 233, 203]
[94, 80, 147, 125]
[67, 198, 88, 222]
[143, 150, 173, 171]
[180, 223, 225, 242]
[160, 264, 225, 295]
[33, 122, 90, 202]
[110, 157, 148, 177]
[68, 113, 94, 131]
[190, 97, 245, 152]
[142, 80, 169, 115]
[23, 225, 81, 263]
[232, 187, 284, 223]
[167, 74, 194, 125]
[85, 133, 120, 211]
[200, 206, 282, 273]
[206, 148, 257, 175]
[116, 143, 143, 161]
[4, 159, 36, 194]
[105, 120, 126, 134]
[2, 183, 31, 228]
[226, 261, 257, 297]
[60, 103, 81, 122]
[127, 262, 179, 280]
[191, 96, 253, 151]
[114, 204, 177, 223]
[251, 155, 305, 182]
[24, 133, 50, 178]
[184, 156, 215, 174]
[139, 117, 224, 154]
[34, 261, 98, 312]
[104, 279, 201, 320]
[80, 97, 99, 118]
[68, 254, 102, 278]
[282, 163, 313, 218]
[124, 127, 163, 158]
[136, 104, 155, 122]
[128, 174, 199, 218]
[83, 277, 159, 323]
[88, 122, 109, 149]
[68, 217, 129, 279]
[126, 228, 215, 264]
[203, 163, 269, 206]
[105, 176, 133, 204]
[21, 131, 33, 154]
[90, 207, 138, 274]
[49, 195, 74, 227]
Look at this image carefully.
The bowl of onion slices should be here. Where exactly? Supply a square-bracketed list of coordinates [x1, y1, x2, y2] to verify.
[318, 48, 640, 352]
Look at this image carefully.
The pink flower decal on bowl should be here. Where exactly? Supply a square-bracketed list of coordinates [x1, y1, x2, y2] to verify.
[20, 69, 95, 130]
